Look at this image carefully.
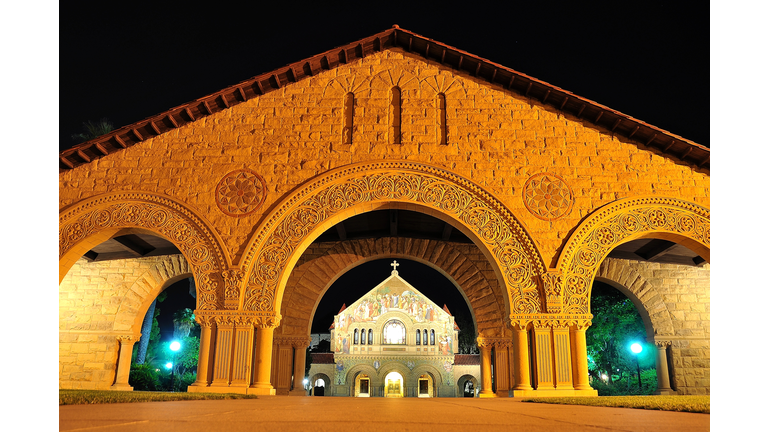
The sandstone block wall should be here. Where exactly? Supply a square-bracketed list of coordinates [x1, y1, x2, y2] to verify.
[596, 258, 709, 395]
[59, 49, 709, 269]
[59, 255, 192, 389]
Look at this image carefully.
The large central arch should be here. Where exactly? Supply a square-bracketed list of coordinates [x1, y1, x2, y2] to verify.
[238, 161, 547, 317]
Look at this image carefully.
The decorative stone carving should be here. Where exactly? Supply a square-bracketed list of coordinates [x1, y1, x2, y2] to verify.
[215, 169, 267, 217]
[522, 173, 574, 221]
[559, 196, 710, 315]
[240, 161, 546, 314]
[59, 192, 226, 310]
[541, 271, 564, 314]
[195, 311, 281, 329]
[222, 269, 245, 303]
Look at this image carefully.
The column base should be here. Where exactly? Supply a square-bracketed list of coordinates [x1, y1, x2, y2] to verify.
[288, 389, 308, 396]
[479, 391, 497, 398]
[249, 383, 277, 395]
[653, 389, 678, 395]
[512, 388, 598, 397]
[189, 384, 248, 394]
[108, 384, 133, 391]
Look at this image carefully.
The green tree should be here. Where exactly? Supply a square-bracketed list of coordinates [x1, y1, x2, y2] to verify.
[172, 308, 196, 339]
[71, 118, 113, 143]
[586, 282, 655, 394]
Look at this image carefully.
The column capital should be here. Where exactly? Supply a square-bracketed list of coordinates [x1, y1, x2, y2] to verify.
[274, 335, 311, 348]
[477, 337, 513, 349]
[509, 314, 592, 330]
[652, 339, 673, 348]
[194, 310, 281, 329]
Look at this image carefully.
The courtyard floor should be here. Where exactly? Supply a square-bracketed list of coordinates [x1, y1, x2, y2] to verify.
[59, 395, 710, 431]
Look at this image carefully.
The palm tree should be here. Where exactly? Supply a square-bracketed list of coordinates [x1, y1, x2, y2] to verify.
[173, 308, 196, 339]
[71, 118, 113, 143]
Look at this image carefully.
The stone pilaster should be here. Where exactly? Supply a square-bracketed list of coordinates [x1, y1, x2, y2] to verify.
[110, 335, 139, 391]
[510, 322, 533, 392]
[289, 338, 311, 395]
[250, 314, 281, 395]
[477, 337, 496, 398]
[652, 340, 677, 395]
[189, 314, 216, 390]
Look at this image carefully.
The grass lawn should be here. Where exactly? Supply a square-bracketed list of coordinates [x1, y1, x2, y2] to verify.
[60, 390, 259, 405]
[522, 395, 709, 414]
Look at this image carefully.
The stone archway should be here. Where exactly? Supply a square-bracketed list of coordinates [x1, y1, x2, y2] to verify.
[59, 192, 229, 311]
[278, 237, 507, 337]
[239, 160, 546, 316]
[558, 196, 710, 315]
[457, 374, 478, 397]
[59, 254, 195, 390]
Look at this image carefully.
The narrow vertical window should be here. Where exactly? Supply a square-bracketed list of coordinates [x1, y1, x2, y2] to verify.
[437, 93, 447, 145]
[343, 92, 354, 144]
[368, 329, 373, 345]
[361, 329, 366, 345]
[416, 330, 421, 345]
[354, 328, 359, 344]
[430, 329, 435, 345]
[390, 87, 401, 144]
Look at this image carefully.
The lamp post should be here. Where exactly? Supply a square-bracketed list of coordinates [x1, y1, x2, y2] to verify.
[169, 340, 181, 392]
[630, 342, 643, 392]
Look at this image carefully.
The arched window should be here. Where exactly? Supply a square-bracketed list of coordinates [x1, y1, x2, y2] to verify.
[390, 87, 401, 144]
[360, 329, 366, 345]
[430, 329, 435, 345]
[416, 329, 421, 345]
[368, 329, 373, 345]
[437, 93, 447, 145]
[383, 320, 406, 344]
[354, 329, 359, 344]
[343, 92, 354, 144]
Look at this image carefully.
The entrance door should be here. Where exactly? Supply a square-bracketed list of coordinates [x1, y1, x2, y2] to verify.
[359, 378, 370, 397]
[419, 379, 429, 397]
[384, 372, 404, 398]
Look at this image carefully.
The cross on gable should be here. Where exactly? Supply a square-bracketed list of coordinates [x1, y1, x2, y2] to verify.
[391, 260, 399, 272]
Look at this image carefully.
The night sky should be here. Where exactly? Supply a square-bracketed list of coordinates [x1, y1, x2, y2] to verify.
[59, 2, 709, 150]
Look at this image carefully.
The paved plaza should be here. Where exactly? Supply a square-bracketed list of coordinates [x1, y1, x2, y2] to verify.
[59, 396, 710, 432]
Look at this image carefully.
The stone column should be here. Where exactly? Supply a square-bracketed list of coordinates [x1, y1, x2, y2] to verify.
[289, 339, 310, 395]
[477, 337, 496, 398]
[531, 321, 555, 390]
[511, 323, 532, 392]
[250, 315, 280, 395]
[190, 314, 216, 389]
[110, 335, 139, 391]
[493, 340, 512, 397]
[570, 322, 592, 391]
[652, 340, 676, 395]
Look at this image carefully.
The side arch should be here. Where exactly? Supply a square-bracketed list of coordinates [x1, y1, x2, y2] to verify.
[59, 191, 229, 310]
[557, 196, 710, 315]
[593, 258, 675, 337]
[239, 161, 547, 317]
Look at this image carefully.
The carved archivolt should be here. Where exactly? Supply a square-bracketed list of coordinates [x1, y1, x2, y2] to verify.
[558, 196, 710, 315]
[59, 192, 228, 310]
[240, 161, 546, 315]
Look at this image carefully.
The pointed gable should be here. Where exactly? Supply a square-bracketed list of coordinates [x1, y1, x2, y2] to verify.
[334, 268, 452, 330]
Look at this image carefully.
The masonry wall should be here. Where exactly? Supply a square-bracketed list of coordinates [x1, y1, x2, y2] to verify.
[59, 255, 192, 389]
[58, 49, 709, 269]
[597, 258, 709, 395]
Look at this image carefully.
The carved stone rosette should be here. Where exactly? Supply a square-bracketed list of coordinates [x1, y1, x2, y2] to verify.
[522, 173, 574, 221]
[59, 192, 227, 310]
[240, 161, 547, 315]
[559, 196, 709, 315]
[215, 169, 267, 217]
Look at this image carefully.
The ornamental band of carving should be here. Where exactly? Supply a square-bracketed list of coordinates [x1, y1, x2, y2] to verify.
[59, 193, 226, 310]
[240, 162, 547, 315]
[560, 197, 710, 315]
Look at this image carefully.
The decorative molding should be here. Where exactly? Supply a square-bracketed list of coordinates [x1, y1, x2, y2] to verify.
[195, 310, 281, 329]
[558, 196, 710, 315]
[541, 271, 564, 314]
[241, 161, 546, 315]
[522, 173, 574, 221]
[215, 169, 267, 217]
[59, 192, 227, 310]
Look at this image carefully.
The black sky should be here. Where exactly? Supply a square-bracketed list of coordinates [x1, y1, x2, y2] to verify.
[60, 1, 709, 150]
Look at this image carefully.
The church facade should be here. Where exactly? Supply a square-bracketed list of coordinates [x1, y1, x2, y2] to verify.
[308, 261, 480, 397]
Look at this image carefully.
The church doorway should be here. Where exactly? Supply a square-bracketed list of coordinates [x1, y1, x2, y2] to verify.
[355, 373, 371, 397]
[384, 372, 404, 398]
[313, 378, 326, 396]
[418, 374, 433, 398]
